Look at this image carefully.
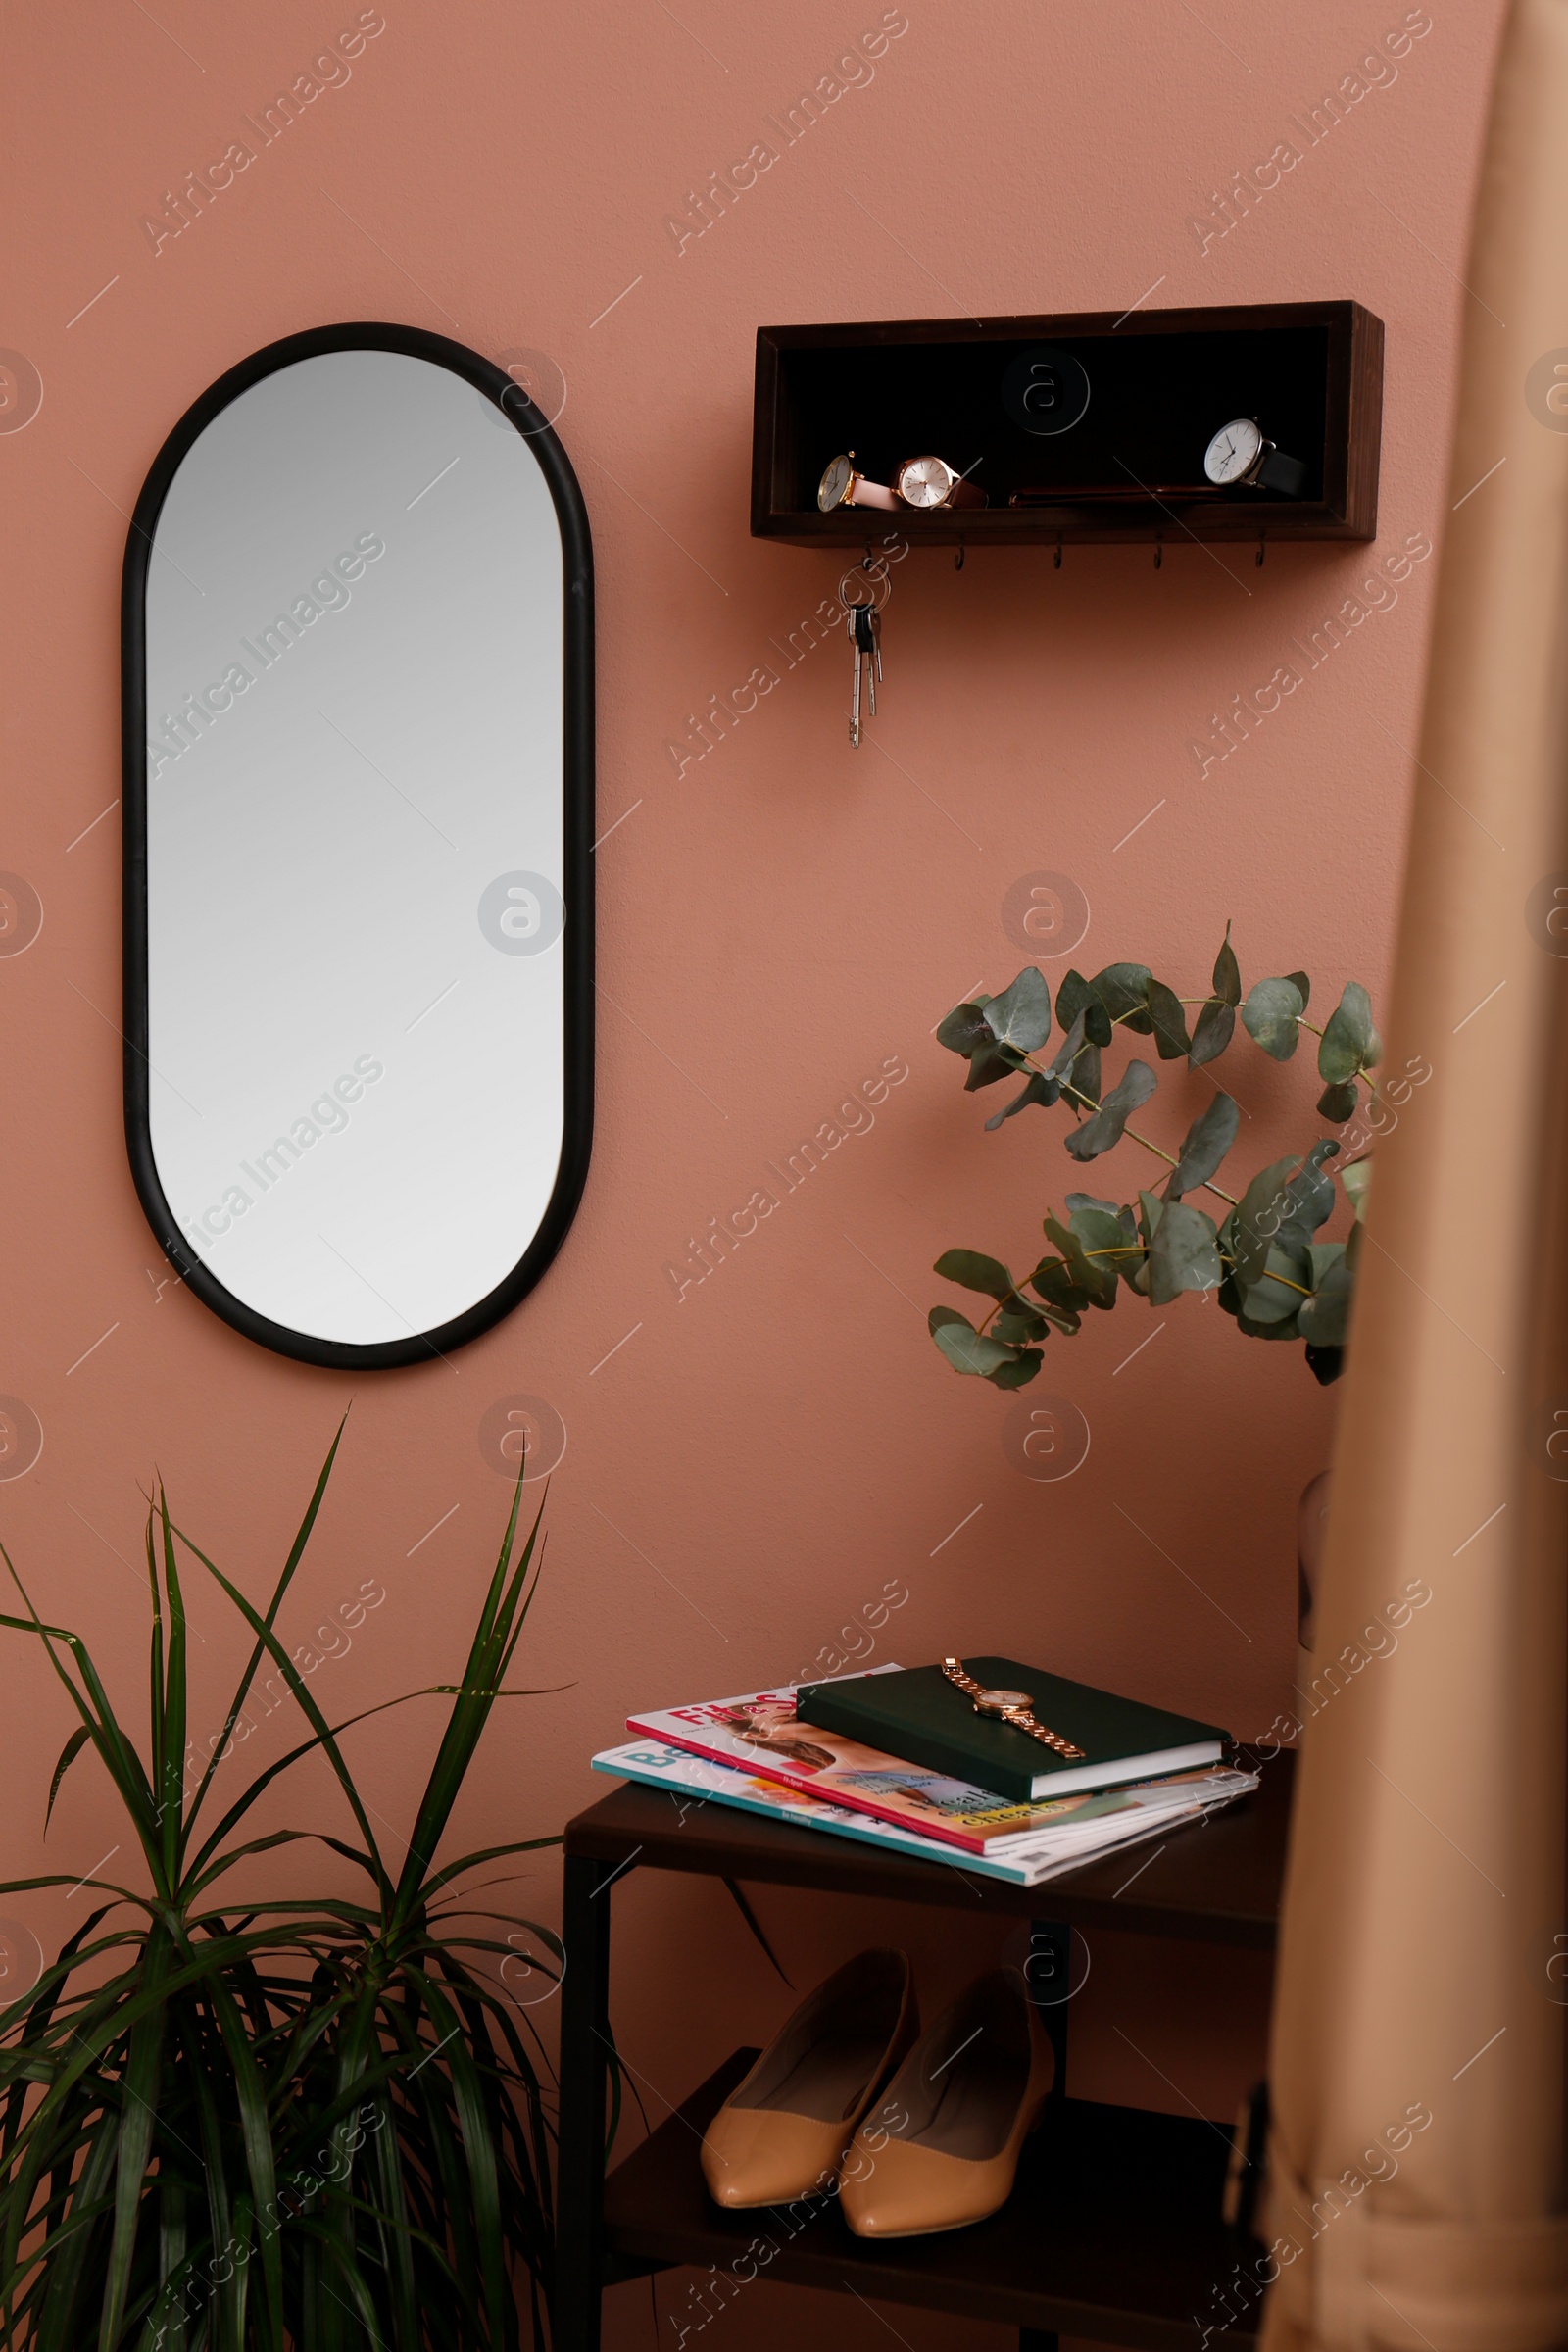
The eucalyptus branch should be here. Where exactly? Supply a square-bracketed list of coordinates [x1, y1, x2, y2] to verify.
[929, 939, 1380, 1393]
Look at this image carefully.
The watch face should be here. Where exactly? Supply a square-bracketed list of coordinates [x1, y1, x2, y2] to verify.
[897, 455, 954, 510]
[1204, 418, 1263, 486]
[973, 1688, 1034, 1716]
[817, 454, 853, 512]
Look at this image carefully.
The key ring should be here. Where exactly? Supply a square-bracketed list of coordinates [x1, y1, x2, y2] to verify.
[839, 550, 891, 612]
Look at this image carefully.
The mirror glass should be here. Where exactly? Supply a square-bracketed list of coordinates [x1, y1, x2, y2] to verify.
[126, 332, 592, 1365]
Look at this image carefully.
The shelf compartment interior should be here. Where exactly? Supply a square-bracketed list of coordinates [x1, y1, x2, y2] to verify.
[602, 2047, 1262, 2350]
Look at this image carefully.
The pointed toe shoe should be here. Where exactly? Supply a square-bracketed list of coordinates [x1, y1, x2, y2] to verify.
[700, 1946, 917, 2210]
[838, 1967, 1054, 2238]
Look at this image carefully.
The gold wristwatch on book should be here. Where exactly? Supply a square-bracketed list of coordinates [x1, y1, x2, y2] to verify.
[942, 1657, 1086, 1760]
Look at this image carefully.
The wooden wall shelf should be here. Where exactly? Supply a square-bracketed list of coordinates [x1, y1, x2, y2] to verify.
[752, 301, 1383, 547]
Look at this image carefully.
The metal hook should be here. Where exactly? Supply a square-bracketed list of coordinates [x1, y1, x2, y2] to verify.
[1054, 536, 1063, 570]
[1256, 532, 1266, 569]
[1153, 536, 1163, 570]
[954, 539, 965, 571]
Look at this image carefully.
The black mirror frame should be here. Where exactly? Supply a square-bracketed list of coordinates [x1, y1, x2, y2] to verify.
[122, 321, 594, 1370]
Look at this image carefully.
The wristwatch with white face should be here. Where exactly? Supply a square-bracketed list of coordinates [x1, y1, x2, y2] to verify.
[1202, 418, 1306, 496]
[817, 453, 897, 514]
[895, 455, 987, 511]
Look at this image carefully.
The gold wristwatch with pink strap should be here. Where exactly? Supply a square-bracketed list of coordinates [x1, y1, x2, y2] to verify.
[817, 452, 897, 513]
[894, 455, 986, 511]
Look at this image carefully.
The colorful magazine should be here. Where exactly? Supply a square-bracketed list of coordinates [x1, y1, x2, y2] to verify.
[593, 1740, 1259, 1888]
[625, 1673, 1249, 1856]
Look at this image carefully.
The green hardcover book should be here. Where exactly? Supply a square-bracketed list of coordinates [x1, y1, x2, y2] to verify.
[794, 1658, 1229, 1803]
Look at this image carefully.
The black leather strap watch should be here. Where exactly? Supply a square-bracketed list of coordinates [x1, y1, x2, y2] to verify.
[1203, 417, 1307, 496]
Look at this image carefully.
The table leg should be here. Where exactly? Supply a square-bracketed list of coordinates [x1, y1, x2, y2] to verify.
[1027, 1918, 1071, 2096]
[554, 1850, 613, 2352]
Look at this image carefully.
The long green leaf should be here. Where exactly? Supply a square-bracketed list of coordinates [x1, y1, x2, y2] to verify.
[180, 1416, 349, 1851]
[99, 1931, 169, 2351]
[44, 1729, 91, 1838]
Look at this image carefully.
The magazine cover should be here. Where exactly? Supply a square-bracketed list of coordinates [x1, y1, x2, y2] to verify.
[625, 1675, 1250, 1855]
[593, 1740, 1255, 1888]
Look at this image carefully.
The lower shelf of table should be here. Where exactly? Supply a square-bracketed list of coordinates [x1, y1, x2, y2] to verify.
[601, 2048, 1261, 2349]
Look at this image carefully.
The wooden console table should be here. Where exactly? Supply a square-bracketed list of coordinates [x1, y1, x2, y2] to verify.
[555, 1753, 1292, 2350]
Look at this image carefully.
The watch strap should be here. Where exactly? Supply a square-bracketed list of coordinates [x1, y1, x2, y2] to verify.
[1255, 448, 1306, 497]
[941, 1656, 1086, 1761]
[848, 474, 898, 513]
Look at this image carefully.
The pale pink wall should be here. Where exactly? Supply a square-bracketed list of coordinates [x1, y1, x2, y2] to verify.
[1, 3, 1505, 2344]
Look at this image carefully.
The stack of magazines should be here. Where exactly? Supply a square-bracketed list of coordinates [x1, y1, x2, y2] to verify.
[594, 1661, 1258, 1888]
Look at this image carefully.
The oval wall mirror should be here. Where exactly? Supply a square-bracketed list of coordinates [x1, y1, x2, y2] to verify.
[122, 324, 593, 1368]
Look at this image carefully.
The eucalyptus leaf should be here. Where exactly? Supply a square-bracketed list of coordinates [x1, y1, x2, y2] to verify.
[1212, 921, 1242, 1007]
[1219, 1154, 1298, 1294]
[966, 1041, 1024, 1092]
[1276, 1140, 1340, 1250]
[985, 1070, 1059, 1129]
[995, 1307, 1050, 1344]
[936, 1000, 991, 1057]
[1241, 1241, 1311, 1323]
[988, 1349, 1044, 1390]
[1091, 962, 1153, 1029]
[1148, 1200, 1222, 1303]
[1167, 1092, 1240, 1199]
[1285, 970, 1311, 1009]
[1146, 978, 1192, 1060]
[1043, 1212, 1118, 1309]
[1189, 997, 1236, 1067]
[1026, 1255, 1086, 1331]
[1341, 1157, 1372, 1220]
[1237, 1303, 1302, 1340]
[1027, 1254, 1080, 1305]
[1068, 1202, 1139, 1283]
[1063, 1059, 1157, 1161]
[1318, 981, 1381, 1082]
[1298, 1247, 1354, 1348]
[1113, 1200, 1146, 1290]
[1065, 1039, 1102, 1110]
[1304, 1343, 1345, 1385]
[1047, 1007, 1088, 1081]
[1243, 976, 1305, 1060]
[1215, 1252, 1243, 1318]
[1316, 1079, 1358, 1122]
[933, 1249, 1016, 1300]
[985, 966, 1054, 1054]
[1055, 970, 1113, 1049]
[1131, 1190, 1166, 1296]
[928, 1305, 1025, 1378]
[1063, 1194, 1141, 1287]
[936, 998, 1019, 1092]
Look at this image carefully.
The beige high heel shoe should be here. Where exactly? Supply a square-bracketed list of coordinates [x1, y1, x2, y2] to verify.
[700, 1948, 918, 2210]
[838, 1968, 1054, 2237]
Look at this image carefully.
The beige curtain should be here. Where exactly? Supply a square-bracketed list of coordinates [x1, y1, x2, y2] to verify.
[1260, 5, 1568, 2346]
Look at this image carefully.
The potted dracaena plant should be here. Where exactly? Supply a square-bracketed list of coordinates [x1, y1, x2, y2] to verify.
[0, 1425, 568, 2350]
[928, 928, 1421, 1392]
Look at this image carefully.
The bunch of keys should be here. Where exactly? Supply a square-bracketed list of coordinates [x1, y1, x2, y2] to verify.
[847, 598, 882, 747]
